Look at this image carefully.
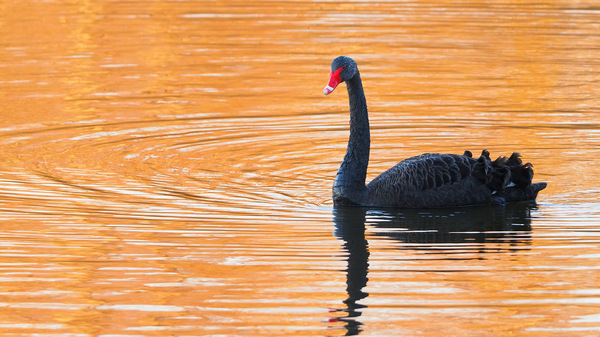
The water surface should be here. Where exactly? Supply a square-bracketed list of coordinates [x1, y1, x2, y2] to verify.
[0, 1, 599, 336]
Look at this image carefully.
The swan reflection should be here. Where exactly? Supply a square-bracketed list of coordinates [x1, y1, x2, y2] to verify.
[330, 203, 537, 335]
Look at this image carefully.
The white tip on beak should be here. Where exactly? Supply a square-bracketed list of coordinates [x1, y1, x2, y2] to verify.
[323, 85, 334, 95]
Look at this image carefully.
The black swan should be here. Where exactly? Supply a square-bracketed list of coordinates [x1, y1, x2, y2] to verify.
[323, 56, 547, 207]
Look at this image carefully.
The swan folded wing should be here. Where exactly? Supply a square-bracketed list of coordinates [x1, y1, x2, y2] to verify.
[404, 153, 469, 191]
[374, 153, 471, 190]
[366, 153, 486, 207]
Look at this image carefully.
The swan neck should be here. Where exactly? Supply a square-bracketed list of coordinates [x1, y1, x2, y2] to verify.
[333, 72, 370, 205]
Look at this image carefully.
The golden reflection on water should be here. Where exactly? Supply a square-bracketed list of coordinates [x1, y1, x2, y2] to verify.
[0, 0, 599, 336]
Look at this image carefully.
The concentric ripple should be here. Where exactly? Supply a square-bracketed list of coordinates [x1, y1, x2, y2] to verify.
[0, 114, 341, 222]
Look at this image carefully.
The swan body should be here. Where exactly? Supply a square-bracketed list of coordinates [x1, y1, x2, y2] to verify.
[324, 56, 547, 208]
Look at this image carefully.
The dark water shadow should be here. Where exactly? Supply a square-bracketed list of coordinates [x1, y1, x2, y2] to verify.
[329, 202, 537, 336]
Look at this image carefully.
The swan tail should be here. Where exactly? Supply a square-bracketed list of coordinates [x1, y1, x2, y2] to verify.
[504, 182, 547, 202]
[470, 150, 547, 202]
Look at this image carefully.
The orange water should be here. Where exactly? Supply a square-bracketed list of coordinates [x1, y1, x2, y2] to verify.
[0, 1, 599, 336]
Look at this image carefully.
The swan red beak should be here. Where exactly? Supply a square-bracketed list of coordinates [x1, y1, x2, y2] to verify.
[323, 66, 345, 95]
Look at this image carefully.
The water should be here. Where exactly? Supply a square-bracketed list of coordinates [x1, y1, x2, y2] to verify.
[1, 0, 599, 336]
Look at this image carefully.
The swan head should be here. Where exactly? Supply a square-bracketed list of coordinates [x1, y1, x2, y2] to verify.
[323, 56, 358, 95]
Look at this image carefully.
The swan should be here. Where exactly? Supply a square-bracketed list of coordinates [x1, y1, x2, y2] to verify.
[323, 56, 547, 207]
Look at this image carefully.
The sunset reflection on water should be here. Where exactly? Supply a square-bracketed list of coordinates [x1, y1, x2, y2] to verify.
[0, 1, 599, 336]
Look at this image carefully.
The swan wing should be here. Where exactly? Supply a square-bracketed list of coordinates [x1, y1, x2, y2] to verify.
[366, 153, 491, 207]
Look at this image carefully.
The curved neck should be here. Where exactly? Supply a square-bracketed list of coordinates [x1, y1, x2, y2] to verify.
[333, 72, 370, 205]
